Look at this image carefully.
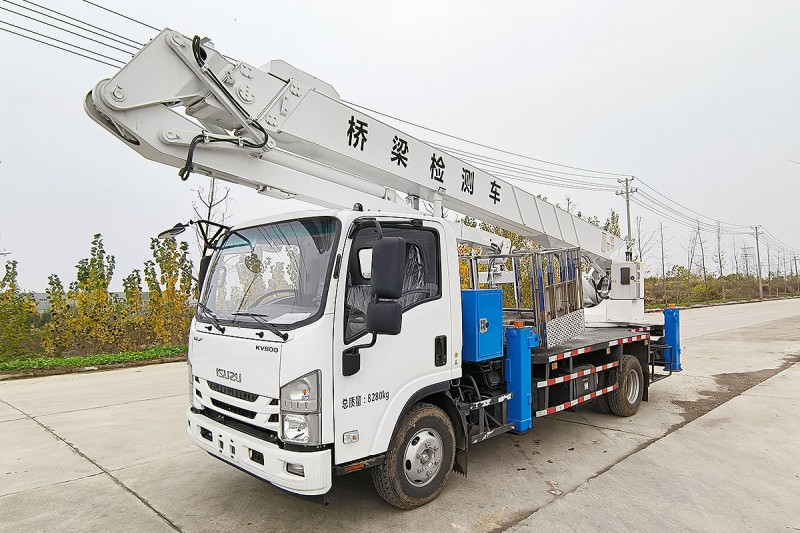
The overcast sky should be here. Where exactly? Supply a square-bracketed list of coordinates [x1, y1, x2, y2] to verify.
[1, 1, 798, 291]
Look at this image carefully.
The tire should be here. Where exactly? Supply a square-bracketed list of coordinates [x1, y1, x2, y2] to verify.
[372, 403, 455, 509]
[591, 369, 612, 414]
[609, 354, 644, 417]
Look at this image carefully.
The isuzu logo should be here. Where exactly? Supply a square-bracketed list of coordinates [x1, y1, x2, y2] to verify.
[216, 368, 242, 383]
[256, 345, 279, 353]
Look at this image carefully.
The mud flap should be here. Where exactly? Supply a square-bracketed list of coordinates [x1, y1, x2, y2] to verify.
[454, 446, 468, 476]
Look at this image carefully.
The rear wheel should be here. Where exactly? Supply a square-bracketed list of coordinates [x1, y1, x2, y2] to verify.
[609, 354, 643, 417]
[372, 403, 455, 509]
[591, 369, 612, 414]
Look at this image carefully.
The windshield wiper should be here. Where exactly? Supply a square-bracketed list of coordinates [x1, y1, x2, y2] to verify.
[196, 301, 226, 334]
[231, 312, 289, 341]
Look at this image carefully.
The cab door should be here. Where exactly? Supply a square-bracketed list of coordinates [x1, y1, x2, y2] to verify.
[331, 220, 453, 465]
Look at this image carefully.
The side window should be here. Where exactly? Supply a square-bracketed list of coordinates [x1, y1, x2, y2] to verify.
[344, 225, 441, 343]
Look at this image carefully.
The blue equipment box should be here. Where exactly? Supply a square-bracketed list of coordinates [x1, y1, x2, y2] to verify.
[461, 289, 503, 362]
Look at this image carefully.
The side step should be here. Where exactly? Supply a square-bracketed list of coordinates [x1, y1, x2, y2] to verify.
[457, 392, 515, 444]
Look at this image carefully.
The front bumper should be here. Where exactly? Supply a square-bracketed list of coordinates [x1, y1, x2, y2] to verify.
[187, 408, 332, 496]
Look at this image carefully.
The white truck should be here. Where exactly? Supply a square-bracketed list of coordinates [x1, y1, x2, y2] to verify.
[85, 29, 680, 509]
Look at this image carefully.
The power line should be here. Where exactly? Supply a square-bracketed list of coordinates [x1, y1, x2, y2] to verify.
[3, 0, 139, 50]
[762, 228, 798, 253]
[0, 5, 135, 54]
[634, 192, 746, 235]
[489, 169, 622, 192]
[432, 148, 619, 190]
[634, 192, 797, 258]
[631, 194, 746, 236]
[428, 141, 624, 181]
[0, 26, 119, 67]
[20, 0, 143, 46]
[344, 100, 629, 178]
[82, 1, 240, 63]
[631, 196, 702, 232]
[760, 233, 798, 256]
[0, 20, 125, 65]
[82, 0, 160, 32]
[636, 177, 751, 228]
[636, 191, 742, 234]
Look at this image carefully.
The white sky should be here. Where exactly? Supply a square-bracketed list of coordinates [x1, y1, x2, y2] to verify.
[1, 1, 798, 290]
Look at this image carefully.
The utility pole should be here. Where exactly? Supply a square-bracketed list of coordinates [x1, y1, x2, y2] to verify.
[660, 222, 667, 306]
[752, 226, 764, 300]
[741, 246, 753, 277]
[616, 176, 637, 261]
[765, 241, 771, 297]
[783, 252, 789, 296]
[715, 221, 725, 301]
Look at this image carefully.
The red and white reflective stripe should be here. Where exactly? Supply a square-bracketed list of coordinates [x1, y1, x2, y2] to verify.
[548, 345, 592, 363]
[627, 326, 650, 333]
[536, 361, 619, 388]
[535, 384, 618, 417]
[608, 333, 650, 346]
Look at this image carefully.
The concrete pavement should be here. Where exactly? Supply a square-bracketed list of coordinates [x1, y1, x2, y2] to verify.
[509, 362, 800, 532]
[1, 299, 798, 532]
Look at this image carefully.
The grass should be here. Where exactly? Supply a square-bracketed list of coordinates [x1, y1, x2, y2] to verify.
[0, 345, 187, 372]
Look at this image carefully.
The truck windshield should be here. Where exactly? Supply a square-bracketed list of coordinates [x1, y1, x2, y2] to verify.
[201, 217, 340, 330]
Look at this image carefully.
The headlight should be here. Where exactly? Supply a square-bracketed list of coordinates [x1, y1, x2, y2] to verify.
[280, 370, 322, 445]
[282, 413, 320, 445]
[280, 370, 320, 412]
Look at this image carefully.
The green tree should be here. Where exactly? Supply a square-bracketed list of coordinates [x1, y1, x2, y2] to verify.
[42, 274, 73, 355]
[0, 261, 38, 361]
[144, 238, 193, 345]
[603, 210, 622, 238]
[68, 234, 121, 355]
[120, 269, 150, 350]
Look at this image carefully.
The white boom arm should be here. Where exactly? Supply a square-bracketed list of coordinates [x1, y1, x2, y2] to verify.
[85, 29, 620, 263]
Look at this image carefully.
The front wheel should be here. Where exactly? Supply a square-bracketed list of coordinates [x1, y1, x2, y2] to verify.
[608, 354, 644, 417]
[372, 403, 455, 509]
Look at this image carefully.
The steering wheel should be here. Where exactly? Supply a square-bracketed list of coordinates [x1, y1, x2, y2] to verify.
[248, 288, 298, 309]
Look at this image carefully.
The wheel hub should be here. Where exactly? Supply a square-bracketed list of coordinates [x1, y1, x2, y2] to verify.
[625, 367, 641, 404]
[403, 428, 443, 486]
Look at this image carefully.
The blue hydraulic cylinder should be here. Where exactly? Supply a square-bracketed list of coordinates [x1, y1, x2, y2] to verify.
[505, 327, 541, 433]
[663, 306, 682, 371]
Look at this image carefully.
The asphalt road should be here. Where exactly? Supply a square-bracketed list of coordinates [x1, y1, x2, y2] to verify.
[1, 299, 799, 532]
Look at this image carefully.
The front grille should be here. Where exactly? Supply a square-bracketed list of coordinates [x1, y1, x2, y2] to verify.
[198, 407, 279, 444]
[207, 381, 259, 402]
[210, 398, 257, 419]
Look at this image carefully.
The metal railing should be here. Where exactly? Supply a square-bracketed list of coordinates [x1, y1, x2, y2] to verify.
[459, 247, 583, 333]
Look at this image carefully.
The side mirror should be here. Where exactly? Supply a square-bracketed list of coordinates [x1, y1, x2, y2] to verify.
[367, 301, 402, 335]
[370, 237, 405, 299]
